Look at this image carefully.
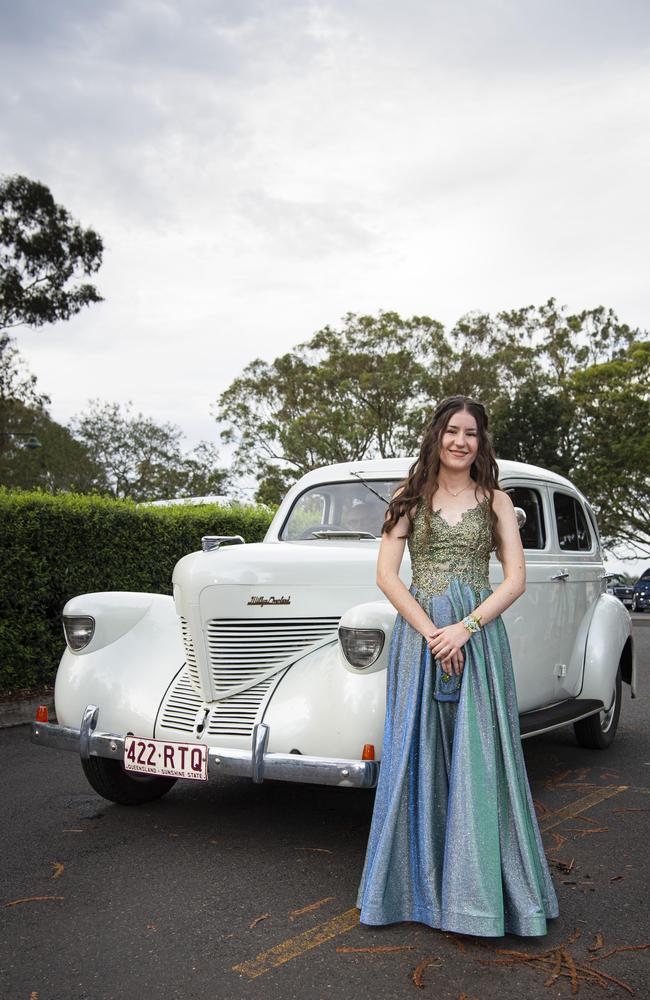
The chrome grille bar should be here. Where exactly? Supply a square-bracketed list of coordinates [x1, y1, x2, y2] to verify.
[179, 616, 202, 694]
[205, 617, 340, 690]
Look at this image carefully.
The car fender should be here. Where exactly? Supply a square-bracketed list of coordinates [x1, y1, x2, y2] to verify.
[261, 639, 388, 759]
[338, 600, 398, 675]
[578, 593, 635, 704]
[54, 592, 184, 736]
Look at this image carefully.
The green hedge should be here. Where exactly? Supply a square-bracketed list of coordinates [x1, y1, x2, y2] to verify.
[0, 491, 274, 693]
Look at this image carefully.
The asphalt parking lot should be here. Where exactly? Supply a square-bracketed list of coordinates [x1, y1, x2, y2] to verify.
[1, 616, 649, 1000]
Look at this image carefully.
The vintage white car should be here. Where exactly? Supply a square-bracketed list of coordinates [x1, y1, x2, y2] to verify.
[32, 459, 635, 804]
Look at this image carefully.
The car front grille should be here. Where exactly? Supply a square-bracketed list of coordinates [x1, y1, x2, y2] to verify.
[157, 669, 281, 738]
[158, 671, 202, 734]
[162, 616, 340, 738]
[205, 617, 340, 693]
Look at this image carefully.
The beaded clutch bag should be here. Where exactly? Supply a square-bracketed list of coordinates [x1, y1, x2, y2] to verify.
[432, 656, 462, 702]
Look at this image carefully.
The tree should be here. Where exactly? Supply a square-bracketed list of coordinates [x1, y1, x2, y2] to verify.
[217, 303, 648, 550]
[0, 174, 104, 473]
[490, 383, 572, 475]
[0, 401, 103, 493]
[216, 311, 454, 503]
[0, 174, 103, 330]
[566, 340, 650, 557]
[70, 400, 229, 502]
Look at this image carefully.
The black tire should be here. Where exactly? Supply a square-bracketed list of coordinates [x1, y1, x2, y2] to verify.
[81, 756, 177, 805]
[573, 667, 622, 750]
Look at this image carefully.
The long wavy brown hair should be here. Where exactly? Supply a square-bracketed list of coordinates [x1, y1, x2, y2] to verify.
[384, 395, 501, 545]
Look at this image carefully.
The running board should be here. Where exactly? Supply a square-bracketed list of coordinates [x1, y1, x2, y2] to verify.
[519, 699, 604, 739]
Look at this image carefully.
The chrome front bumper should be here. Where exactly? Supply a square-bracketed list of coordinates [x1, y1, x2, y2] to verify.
[31, 705, 380, 789]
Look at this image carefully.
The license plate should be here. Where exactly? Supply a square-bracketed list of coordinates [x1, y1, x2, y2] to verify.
[124, 736, 208, 780]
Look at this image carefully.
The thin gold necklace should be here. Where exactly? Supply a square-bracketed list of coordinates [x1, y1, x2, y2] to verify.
[440, 481, 473, 498]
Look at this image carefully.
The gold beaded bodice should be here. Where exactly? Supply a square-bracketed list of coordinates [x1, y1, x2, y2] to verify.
[408, 496, 493, 599]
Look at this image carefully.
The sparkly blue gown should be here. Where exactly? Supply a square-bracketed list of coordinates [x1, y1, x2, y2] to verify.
[356, 497, 558, 937]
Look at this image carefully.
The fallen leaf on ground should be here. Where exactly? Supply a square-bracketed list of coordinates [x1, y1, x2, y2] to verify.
[337, 945, 415, 954]
[610, 875, 625, 882]
[478, 930, 635, 996]
[588, 932, 605, 952]
[546, 832, 568, 853]
[590, 943, 650, 962]
[5, 896, 64, 907]
[566, 827, 608, 837]
[552, 858, 576, 873]
[412, 955, 442, 988]
[544, 769, 572, 789]
[249, 912, 270, 928]
[50, 862, 65, 880]
[289, 896, 335, 920]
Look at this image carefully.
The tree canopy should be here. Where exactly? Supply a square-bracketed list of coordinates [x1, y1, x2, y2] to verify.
[0, 401, 103, 493]
[216, 301, 648, 555]
[0, 174, 103, 330]
[70, 400, 230, 502]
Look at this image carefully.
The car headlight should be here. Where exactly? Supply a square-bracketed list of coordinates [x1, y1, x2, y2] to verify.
[339, 626, 385, 669]
[63, 615, 95, 651]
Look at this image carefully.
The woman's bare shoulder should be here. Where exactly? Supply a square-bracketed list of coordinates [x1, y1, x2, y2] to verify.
[489, 489, 515, 517]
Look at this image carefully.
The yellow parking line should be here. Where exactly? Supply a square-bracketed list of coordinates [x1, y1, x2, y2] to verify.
[539, 784, 628, 831]
[233, 784, 628, 980]
[232, 907, 359, 980]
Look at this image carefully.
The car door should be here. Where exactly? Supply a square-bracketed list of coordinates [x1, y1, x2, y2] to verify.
[497, 480, 558, 712]
[548, 489, 602, 700]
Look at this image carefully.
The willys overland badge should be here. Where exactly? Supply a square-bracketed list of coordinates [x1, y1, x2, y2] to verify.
[247, 595, 291, 606]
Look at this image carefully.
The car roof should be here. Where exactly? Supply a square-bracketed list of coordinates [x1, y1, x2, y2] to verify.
[293, 457, 579, 491]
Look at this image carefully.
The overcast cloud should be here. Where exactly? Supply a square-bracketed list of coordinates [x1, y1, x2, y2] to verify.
[2, 1, 649, 535]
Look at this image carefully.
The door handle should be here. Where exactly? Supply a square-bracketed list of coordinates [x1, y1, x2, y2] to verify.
[550, 570, 570, 580]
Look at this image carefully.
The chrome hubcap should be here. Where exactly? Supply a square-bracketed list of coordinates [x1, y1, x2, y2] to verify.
[600, 692, 617, 733]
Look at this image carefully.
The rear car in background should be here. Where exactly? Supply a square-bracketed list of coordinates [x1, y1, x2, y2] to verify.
[606, 574, 634, 609]
[632, 569, 650, 612]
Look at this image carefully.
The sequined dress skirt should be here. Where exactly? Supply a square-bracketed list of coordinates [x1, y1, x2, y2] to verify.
[356, 579, 559, 937]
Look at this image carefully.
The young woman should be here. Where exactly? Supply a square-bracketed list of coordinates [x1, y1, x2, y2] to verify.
[356, 395, 558, 937]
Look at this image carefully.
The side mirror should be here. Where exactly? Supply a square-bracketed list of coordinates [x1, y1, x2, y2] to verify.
[514, 507, 527, 530]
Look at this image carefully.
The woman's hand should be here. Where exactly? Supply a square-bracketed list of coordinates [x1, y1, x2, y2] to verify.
[425, 623, 469, 676]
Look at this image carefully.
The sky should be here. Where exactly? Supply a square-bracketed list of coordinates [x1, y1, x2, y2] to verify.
[1, 0, 649, 567]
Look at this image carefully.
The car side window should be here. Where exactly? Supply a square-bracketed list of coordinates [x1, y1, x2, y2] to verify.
[585, 504, 600, 550]
[505, 486, 546, 549]
[574, 501, 593, 551]
[553, 492, 593, 551]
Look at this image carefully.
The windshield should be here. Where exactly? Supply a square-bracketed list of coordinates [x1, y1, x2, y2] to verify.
[280, 479, 398, 540]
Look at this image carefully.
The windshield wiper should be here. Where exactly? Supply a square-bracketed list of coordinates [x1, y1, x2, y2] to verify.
[349, 471, 390, 505]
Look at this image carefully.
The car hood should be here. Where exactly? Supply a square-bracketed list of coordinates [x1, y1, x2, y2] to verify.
[171, 540, 400, 621]
[173, 540, 393, 590]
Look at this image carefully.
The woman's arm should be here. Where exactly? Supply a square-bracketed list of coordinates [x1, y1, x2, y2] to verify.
[472, 489, 526, 625]
[376, 514, 465, 673]
[376, 514, 437, 639]
[427, 490, 526, 669]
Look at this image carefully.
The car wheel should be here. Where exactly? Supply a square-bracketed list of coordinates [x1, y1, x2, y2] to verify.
[573, 667, 622, 750]
[81, 756, 177, 805]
